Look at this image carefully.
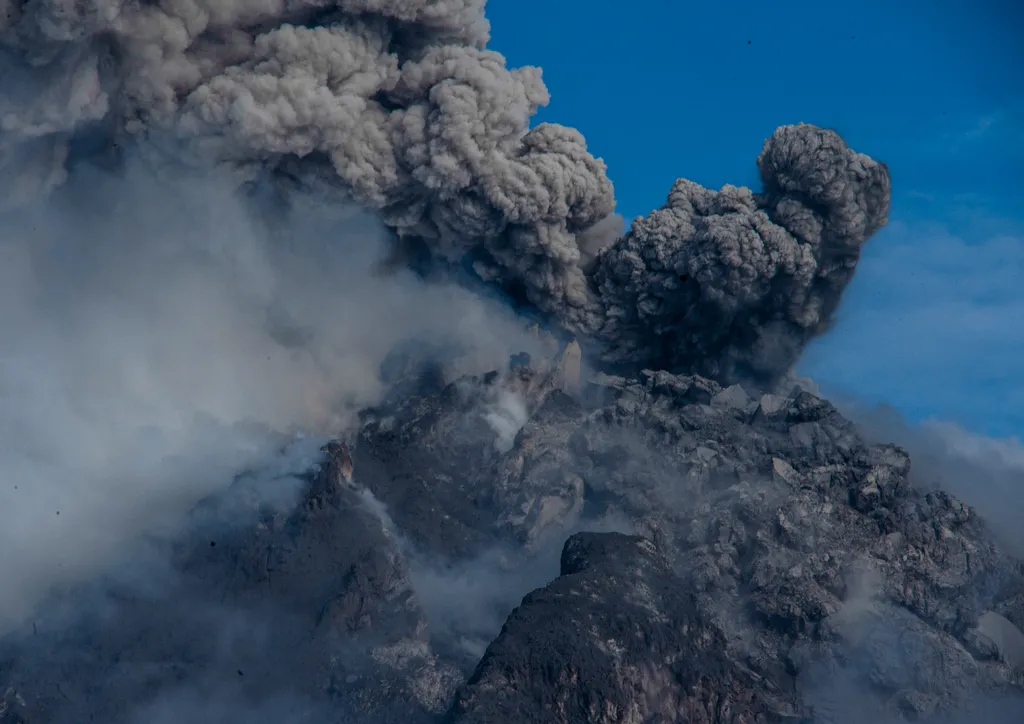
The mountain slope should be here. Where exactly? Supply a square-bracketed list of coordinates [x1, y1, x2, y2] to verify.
[2, 352, 1021, 723]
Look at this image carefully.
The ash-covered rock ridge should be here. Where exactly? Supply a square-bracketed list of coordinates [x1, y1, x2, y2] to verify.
[2, 344, 1022, 723]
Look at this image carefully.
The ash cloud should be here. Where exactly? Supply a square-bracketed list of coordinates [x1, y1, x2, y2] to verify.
[0, 148, 539, 632]
[593, 128, 891, 383]
[1, 0, 890, 387]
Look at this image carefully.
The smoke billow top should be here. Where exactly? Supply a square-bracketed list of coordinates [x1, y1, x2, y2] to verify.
[1, 0, 891, 386]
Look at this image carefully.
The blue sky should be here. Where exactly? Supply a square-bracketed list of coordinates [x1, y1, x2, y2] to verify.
[488, 0, 1023, 439]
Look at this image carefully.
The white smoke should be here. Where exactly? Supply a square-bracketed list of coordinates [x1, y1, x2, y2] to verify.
[483, 390, 529, 453]
[0, 152, 537, 632]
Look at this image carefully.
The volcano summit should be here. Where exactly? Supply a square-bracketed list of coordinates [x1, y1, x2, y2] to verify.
[0, 1, 1020, 722]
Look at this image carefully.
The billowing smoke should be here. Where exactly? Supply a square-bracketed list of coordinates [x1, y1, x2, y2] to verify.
[592, 128, 891, 382]
[1, 0, 890, 386]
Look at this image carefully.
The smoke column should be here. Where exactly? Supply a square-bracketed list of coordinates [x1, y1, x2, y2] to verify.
[1, 0, 891, 386]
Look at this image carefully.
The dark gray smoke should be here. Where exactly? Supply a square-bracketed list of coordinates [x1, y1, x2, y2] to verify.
[1, 0, 890, 386]
[592, 128, 891, 383]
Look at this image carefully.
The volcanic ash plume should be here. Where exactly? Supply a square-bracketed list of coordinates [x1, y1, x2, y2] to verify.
[591, 125, 892, 384]
[1, 0, 890, 385]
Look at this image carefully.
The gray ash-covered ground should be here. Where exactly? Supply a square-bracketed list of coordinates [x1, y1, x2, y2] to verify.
[2, 346, 1022, 723]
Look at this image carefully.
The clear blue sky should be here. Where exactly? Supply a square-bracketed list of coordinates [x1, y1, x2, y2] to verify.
[487, 0, 1023, 439]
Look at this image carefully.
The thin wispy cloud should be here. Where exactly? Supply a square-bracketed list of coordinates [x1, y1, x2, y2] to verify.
[962, 113, 998, 142]
[943, 106, 1023, 151]
[894, 102, 1023, 161]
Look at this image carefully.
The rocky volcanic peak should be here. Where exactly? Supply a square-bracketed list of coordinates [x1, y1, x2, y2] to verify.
[2, 347, 1022, 723]
[0, 448, 460, 724]
[446, 531, 778, 724]
[355, 351, 1024, 721]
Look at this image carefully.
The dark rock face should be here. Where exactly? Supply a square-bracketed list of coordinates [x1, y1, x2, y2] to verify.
[2, 356, 1023, 722]
[355, 363, 1024, 722]
[446, 532, 778, 724]
[0, 449, 459, 724]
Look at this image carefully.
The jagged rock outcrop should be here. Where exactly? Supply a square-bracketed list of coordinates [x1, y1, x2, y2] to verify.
[1, 350, 1022, 722]
[353, 356, 1024, 721]
[446, 531, 781, 724]
[0, 447, 460, 724]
